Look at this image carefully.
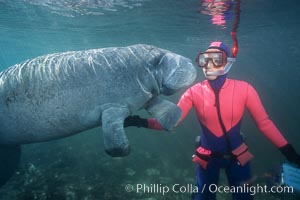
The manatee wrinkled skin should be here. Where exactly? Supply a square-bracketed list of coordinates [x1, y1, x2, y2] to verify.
[0, 44, 196, 157]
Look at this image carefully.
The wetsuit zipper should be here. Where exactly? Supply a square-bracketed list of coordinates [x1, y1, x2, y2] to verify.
[213, 89, 233, 152]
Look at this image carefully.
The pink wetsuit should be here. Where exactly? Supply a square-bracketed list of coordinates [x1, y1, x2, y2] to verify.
[148, 79, 287, 153]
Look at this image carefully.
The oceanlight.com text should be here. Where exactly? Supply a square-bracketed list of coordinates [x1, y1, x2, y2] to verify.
[206, 184, 293, 196]
[124, 183, 294, 196]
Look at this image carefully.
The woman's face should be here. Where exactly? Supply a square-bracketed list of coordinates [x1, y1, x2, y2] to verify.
[202, 48, 226, 80]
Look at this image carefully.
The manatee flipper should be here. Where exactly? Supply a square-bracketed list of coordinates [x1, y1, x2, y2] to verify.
[102, 106, 130, 157]
[0, 145, 21, 187]
[146, 98, 182, 130]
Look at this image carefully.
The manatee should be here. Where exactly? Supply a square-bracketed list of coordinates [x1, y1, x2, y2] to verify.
[0, 44, 196, 186]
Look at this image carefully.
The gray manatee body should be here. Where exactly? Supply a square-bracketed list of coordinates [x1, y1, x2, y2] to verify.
[0, 44, 196, 157]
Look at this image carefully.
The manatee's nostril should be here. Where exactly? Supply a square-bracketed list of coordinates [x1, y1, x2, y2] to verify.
[105, 146, 131, 157]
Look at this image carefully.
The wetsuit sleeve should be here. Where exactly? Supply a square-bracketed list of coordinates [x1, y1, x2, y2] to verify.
[147, 118, 164, 130]
[246, 84, 288, 148]
[147, 88, 194, 130]
[176, 88, 194, 125]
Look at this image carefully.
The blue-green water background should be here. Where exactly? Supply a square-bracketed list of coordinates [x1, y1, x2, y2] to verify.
[0, 0, 299, 199]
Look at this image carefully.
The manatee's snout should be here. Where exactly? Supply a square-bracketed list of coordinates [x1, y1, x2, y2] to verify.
[105, 145, 131, 157]
[160, 53, 197, 95]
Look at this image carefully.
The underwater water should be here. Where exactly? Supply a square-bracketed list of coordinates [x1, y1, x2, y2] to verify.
[0, 0, 300, 199]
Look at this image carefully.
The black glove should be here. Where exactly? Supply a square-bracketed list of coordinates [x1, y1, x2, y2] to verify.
[123, 115, 148, 128]
[279, 144, 300, 167]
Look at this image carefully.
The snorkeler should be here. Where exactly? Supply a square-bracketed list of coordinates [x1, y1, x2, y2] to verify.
[124, 41, 300, 200]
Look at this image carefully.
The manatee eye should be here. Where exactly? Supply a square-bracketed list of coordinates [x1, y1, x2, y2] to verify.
[153, 57, 161, 67]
